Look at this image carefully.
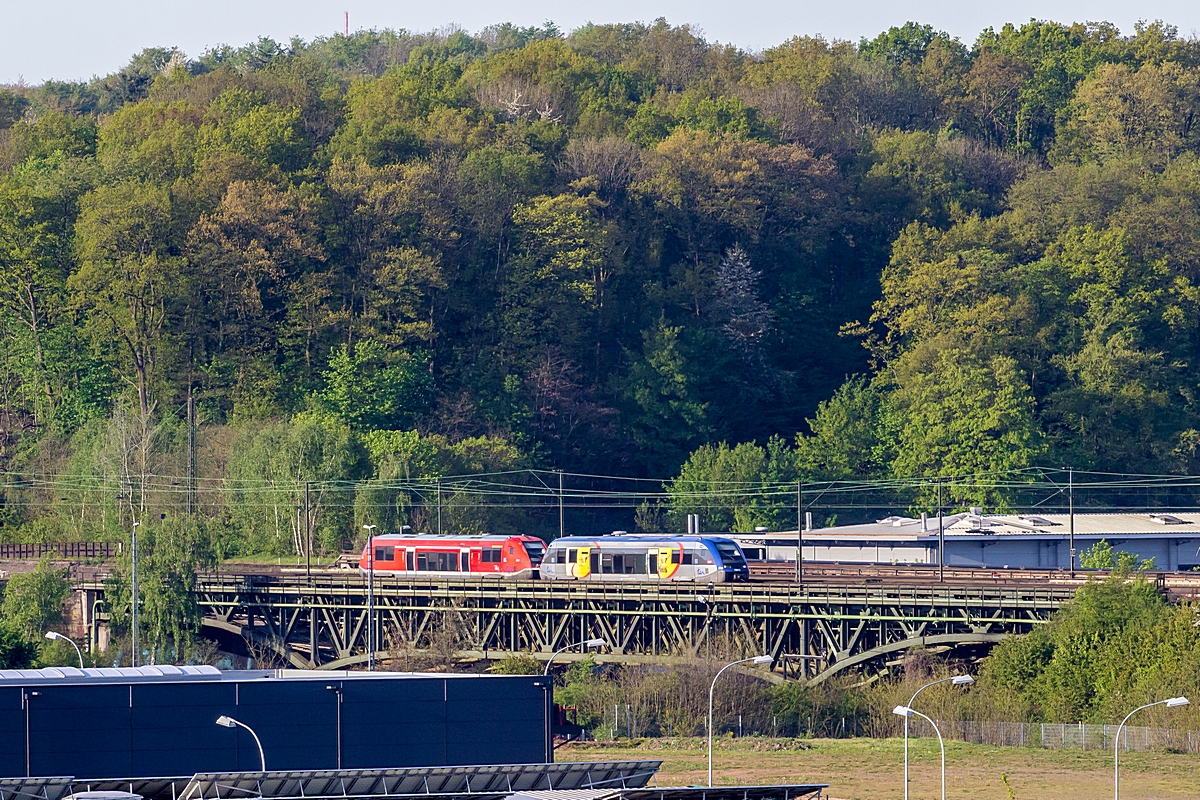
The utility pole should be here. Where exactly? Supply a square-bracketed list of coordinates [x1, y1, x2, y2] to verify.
[363, 524, 376, 670]
[305, 482, 312, 581]
[1068, 467, 1075, 576]
[186, 390, 196, 515]
[796, 481, 802, 585]
[131, 520, 140, 667]
[558, 471, 564, 540]
[437, 478, 442, 535]
[938, 479, 944, 583]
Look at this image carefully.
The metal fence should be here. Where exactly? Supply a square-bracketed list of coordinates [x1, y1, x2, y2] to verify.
[0, 542, 117, 560]
[905, 718, 1200, 753]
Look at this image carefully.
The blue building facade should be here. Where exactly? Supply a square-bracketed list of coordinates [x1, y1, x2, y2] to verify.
[0, 666, 551, 779]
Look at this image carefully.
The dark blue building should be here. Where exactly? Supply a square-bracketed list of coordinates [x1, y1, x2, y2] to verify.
[0, 666, 551, 779]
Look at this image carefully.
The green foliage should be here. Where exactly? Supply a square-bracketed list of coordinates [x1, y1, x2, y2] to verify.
[980, 575, 1192, 722]
[319, 340, 433, 429]
[227, 411, 367, 555]
[0, 623, 38, 669]
[0, 557, 69, 639]
[1080, 539, 1156, 573]
[104, 516, 217, 664]
[487, 654, 543, 674]
[666, 438, 796, 531]
[9, 17, 1200, 552]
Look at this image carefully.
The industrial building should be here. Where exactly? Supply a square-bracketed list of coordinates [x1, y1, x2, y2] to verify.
[726, 511, 1200, 570]
[0, 666, 551, 779]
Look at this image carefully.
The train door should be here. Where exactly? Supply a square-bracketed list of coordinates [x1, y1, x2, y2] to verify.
[573, 547, 591, 578]
[461, 550, 470, 572]
[659, 544, 681, 579]
[405, 549, 414, 571]
[648, 549, 658, 577]
[590, 549, 600, 576]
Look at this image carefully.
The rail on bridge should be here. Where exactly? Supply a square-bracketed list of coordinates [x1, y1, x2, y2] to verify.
[76, 573, 1075, 683]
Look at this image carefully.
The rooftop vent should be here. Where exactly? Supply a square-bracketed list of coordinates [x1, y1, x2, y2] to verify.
[754, 526, 769, 532]
[1018, 515, 1060, 526]
[1149, 514, 1190, 525]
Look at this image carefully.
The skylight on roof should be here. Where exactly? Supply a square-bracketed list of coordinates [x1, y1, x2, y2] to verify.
[1149, 513, 1191, 525]
[1018, 515, 1060, 526]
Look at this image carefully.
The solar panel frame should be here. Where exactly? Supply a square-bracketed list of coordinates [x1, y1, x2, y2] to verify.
[179, 761, 663, 800]
[0, 777, 73, 800]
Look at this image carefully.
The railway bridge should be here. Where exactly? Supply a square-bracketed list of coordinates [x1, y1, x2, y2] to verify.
[75, 571, 1077, 683]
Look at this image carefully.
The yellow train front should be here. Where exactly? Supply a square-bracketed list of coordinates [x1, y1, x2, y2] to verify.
[541, 534, 750, 583]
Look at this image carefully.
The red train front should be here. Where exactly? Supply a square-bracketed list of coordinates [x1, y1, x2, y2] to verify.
[358, 533, 545, 578]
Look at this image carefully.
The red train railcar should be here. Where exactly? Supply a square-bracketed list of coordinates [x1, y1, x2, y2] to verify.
[358, 533, 546, 578]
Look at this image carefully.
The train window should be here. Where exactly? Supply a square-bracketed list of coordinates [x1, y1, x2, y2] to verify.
[553, 549, 567, 564]
[600, 554, 614, 574]
[418, 551, 458, 571]
[525, 541, 544, 565]
[373, 546, 395, 562]
[567, 548, 577, 563]
[671, 550, 681, 565]
[682, 552, 694, 565]
[482, 548, 502, 563]
[716, 543, 747, 564]
[508, 547, 514, 555]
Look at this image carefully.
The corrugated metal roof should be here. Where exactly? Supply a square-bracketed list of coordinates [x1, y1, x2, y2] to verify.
[0, 665, 222, 683]
[727, 512, 1200, 541]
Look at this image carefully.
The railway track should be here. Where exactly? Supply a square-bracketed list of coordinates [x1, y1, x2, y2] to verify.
[22, 553, 1200, 599]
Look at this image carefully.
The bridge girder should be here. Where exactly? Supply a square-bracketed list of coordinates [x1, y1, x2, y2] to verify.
[81, 575, 1074, 682]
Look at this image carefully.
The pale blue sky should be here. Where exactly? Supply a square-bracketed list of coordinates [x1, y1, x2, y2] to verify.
[4, 0, 1199, 85]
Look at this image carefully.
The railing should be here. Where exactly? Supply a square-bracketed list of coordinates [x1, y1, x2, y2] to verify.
[0, 542, 118, 560]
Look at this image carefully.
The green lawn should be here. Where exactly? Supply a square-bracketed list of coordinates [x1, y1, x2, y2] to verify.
[558, 736, 1200, 800]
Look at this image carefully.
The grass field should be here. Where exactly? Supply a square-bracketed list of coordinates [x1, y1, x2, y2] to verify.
[558, 737, 1200, 800]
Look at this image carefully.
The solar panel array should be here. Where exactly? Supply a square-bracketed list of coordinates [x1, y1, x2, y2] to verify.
[178, 761, 662, 800]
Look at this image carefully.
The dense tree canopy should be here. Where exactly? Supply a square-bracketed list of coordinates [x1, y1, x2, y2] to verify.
[4, 17, 1200, 544]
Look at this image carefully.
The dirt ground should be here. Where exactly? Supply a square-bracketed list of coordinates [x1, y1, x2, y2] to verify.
[558, 737, 1200, 800]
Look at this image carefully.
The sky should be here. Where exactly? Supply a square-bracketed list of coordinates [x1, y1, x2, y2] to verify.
[3, 0, 1200, 86]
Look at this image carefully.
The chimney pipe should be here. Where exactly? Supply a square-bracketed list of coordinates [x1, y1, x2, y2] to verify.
[921, 512, 928, 532]
[804, 512, 812, 532]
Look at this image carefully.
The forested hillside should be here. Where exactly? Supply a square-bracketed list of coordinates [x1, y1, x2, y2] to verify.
[3, 19, 1200, 549]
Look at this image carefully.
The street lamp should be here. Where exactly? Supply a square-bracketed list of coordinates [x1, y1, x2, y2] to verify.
[543, 638, 607, 676]
[216, 715, 266, 772]
[894, 705, 946, 800]
[708, 655, 773, 787]
[44, 631, 83, 669]
[902, 675, 973, 800]
[363, 524, 377, 671]
[1114, 696, 1188, 800]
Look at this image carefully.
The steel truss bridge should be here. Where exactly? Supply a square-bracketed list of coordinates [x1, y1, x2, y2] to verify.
[77, 573, 1075, 683]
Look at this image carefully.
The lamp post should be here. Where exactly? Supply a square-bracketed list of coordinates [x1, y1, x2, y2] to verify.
[902, 675, 973, 800]
[363, 524, 376, 671]
[44, 631, 83, 669]
[708, 655, 773, 787]
[325, 685, 343, 769]
[1115, 696, 1188, 800]
[131, 519, 140, 667]
[216, 715, 266, 772]
[894, 706, 945, 800]
[543, 638, 606, 676]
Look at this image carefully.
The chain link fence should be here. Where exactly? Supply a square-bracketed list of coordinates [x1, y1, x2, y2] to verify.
[904, 718, 1200, 753]
[584, 706, 1200, 754]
